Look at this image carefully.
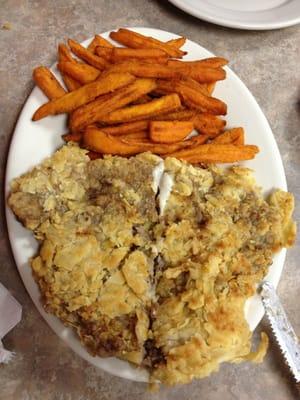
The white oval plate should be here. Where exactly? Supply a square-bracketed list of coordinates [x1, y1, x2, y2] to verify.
[169, 0, 300, 30]
[5, 27, 287, 382]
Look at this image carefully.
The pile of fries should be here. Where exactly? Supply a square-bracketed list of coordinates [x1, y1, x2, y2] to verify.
[32, 28, 259, 163]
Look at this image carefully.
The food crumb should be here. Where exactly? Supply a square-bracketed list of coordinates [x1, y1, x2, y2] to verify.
[2, 22, 12, 30]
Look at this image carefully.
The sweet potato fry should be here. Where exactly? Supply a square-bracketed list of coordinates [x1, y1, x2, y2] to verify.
[149, 121, 194, 143]
[121, 133, 206, 154]
[112, 58, 168, 65]
[33, 66, 66, 100]
[152, 109, 197, 121]
[87, 151, 102, 160]
[110, 28, 186, 58]
[154, 78, 209, 97]
[114, 57, 168, 65]
[99, 94, 181, 124]
[233, 132, 245, 145]
[130, 94, 152, 105]
[104, 57, 168, 66]
[84, 127, 200, 155]
[176, 77, 210, 96]
[140, 57, 169, 65]
[32, 72, 135, 121]
[167, 144, 259, 163]
[194, 113, 226, 137]
[187, 66, 226, 84]
[154, 80, 198, 97]
[101, 120, 149, 135]
[58, 43, 75, 62]
[84, 128, 147, 155]
[166, 37, 186, 49]
[61, 75, 81, 92]
[166, 62, 226, 83]
[29, 26, 256, 166]
[57, 61, 101, 84]
[156, 79, 227, 115]
[87, 36, 101, 53]
[58, 44, 82, 91]
[100, 110, 195, 134]
[168, 57, 228, 69]
[87, 34, 113, 53]
[112, 47, 168, 62]
[189, 134, 210, 145]
[120, 131, 148, 141]
[68, 39, 109, 70]
[212, 128, 244, 144]
[69, 78, 157, 132]
[206, 83, 216, 95]
[95, 46, 113, 60]
[103, 60, 181, 79]
[95, 47, 168, 64]
[177, 82, 227, 115]
[96, 46, 169, 62]
[62, 132, 82, 142]
[104, 60, 225, 83]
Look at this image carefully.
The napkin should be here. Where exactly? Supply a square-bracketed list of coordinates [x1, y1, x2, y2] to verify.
[0, 282, 22, 363]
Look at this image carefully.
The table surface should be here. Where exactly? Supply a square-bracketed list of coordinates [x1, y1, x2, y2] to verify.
[1, 1, 299, 399]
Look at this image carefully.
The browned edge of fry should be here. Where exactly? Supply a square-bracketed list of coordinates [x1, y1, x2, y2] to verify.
[87, 34, 114, 53]
[87, 150, 103, 160]
[166, 37, 186, 49]
[62, 132, 82, 142]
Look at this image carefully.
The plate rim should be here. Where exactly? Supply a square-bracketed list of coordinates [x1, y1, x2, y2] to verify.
[4, 26, 288, 382]
[168, 0, 300, 30]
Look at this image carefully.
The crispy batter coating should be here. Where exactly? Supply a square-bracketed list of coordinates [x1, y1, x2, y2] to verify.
[8, 144, 296, 385]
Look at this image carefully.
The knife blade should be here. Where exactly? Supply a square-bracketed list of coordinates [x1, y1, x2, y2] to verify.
[260, 281, 300, 382]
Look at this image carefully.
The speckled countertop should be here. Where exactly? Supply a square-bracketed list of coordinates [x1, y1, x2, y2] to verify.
[0, 1, 299, 399]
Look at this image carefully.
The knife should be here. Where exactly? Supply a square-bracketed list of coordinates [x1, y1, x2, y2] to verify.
[260, 281, 300, 382]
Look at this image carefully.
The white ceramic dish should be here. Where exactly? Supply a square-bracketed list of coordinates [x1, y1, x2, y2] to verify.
[169, 0, 300, 30]
[5, 27, 287, 382]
